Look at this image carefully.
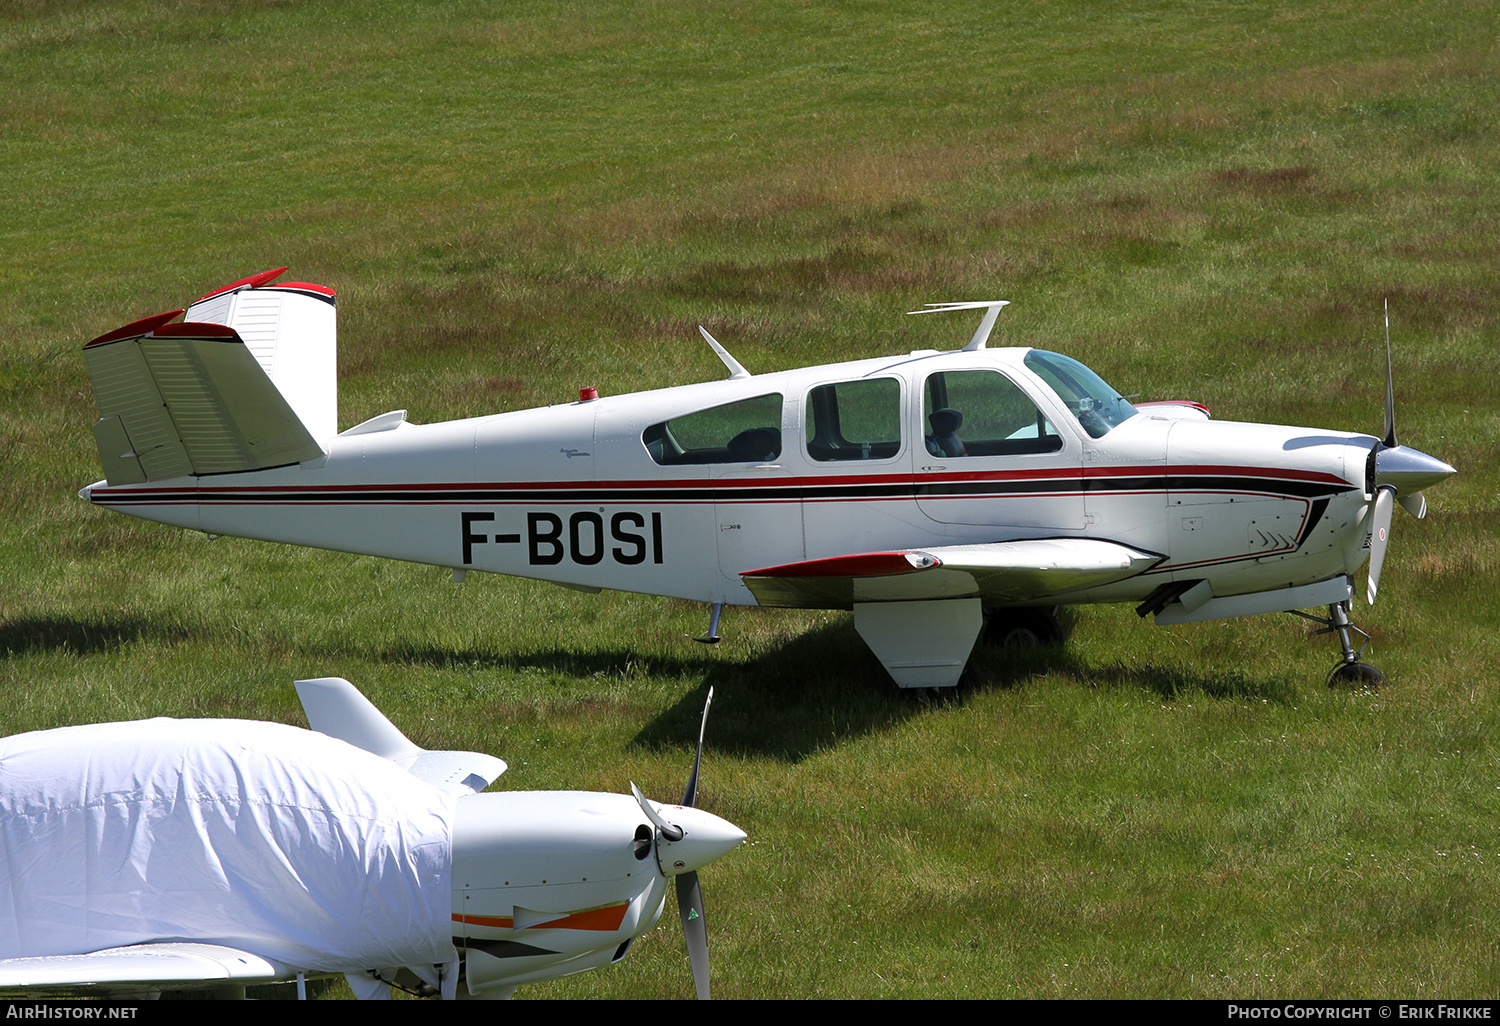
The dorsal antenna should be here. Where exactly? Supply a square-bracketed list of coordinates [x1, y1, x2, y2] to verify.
[907, 301, 1011, 351]
[698, 326, 751, 379]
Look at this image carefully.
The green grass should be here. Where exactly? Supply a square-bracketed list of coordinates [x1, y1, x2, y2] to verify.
[3, 0, 1500, 1000]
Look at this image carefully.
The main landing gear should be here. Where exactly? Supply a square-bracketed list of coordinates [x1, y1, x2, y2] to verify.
[985, 607, 1064, 649]
[1291, 601, 1386, 689]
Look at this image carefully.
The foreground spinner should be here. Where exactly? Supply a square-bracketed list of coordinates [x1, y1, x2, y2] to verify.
[78, 272, 1455, 687]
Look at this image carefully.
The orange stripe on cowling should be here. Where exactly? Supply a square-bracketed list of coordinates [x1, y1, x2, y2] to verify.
[454, 902, 629, 933]
[453, 913, 514, 930]
[554, 903, 630, 932]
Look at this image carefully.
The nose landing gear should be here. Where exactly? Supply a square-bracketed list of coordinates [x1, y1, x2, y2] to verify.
[1291, 601, 1386, 688]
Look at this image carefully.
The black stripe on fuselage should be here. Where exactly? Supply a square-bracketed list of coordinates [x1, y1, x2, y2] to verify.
[1295, 498, 1331, 547]
[92, 471, 1356, 507]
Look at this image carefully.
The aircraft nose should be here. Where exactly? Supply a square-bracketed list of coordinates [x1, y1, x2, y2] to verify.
[1375, 444, 1457, 495]
[654, 806, 746, 876]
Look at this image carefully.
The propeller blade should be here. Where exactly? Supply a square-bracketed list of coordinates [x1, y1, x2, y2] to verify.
[1382, 299, 1397, 449]
[677, 871, 711, 1000]
[682, 687, 714, 808]
[640, 689, 739, 1001]
[1398, 491, 1428, 519]
[630, 781, 683, 842]
[1366, 486, 1396, 605]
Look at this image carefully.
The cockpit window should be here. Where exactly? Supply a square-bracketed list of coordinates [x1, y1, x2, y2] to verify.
[805, 377, 902, 461]
[922, 370, 1062, 457]
[1023, 350, 1138, 439]
[643, 393, 783, 465]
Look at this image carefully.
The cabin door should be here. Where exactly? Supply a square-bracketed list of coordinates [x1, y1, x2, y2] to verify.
[913, 367, 1085, 533]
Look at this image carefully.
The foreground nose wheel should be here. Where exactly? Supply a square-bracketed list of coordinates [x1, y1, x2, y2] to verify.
[1291, 601, 1386, 688]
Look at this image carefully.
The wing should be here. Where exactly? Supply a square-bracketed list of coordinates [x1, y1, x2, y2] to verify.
[743, 539, 1162, 689]
[296, 677, 507, 796]
[0, 942, 291, 997]
[741, 538, 1163, 609]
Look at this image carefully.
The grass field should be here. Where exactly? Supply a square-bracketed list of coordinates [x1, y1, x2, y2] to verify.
[3, 0, 1499, 999]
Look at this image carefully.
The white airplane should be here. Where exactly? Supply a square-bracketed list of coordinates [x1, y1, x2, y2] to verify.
[77, 270, 1455, 688]
[0, 677, 743, 1000]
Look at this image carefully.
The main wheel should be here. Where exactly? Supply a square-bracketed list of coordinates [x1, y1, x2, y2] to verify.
[985, 607, 1063, 649]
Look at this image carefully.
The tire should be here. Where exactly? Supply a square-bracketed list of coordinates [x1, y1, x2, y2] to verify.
[1328, 661, 1385, 689]
[986, 607, 1063, 648]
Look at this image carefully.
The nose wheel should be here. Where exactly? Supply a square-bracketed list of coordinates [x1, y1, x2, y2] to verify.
[1291, 602, 1386, 688]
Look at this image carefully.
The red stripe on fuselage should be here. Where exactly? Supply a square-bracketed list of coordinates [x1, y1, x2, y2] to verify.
[748, 551, 931, 578]
[86, 463, 1354, 506]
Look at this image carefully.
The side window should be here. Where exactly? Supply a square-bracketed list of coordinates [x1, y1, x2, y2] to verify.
[643, 393, 783, 465]
[923, 370, 1062, 457]
[804, 377, 902, 462]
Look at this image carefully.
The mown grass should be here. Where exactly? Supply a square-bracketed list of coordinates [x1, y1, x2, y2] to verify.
[3, 0, 1499, 1000]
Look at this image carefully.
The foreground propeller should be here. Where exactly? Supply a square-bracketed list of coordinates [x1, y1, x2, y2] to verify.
[1362, 300, 1456, 605]
[1366, 485, 1396, 605]
[630, 687, 743, 1000]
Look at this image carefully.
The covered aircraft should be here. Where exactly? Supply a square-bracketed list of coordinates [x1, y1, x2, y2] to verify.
[77, 272, 1455, 687]
[0, 678, 743, 999]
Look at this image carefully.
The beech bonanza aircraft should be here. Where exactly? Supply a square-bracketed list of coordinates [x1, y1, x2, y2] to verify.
[78, 270, 1455, 687]
[0, 677, 742, 999]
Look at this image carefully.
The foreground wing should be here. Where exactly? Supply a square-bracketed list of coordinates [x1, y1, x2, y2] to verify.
[742, 539, 1162, 609]
[0, 942, 290, 996]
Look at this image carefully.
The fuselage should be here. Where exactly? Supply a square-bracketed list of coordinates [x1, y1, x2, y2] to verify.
[82, 345, 1380, 610]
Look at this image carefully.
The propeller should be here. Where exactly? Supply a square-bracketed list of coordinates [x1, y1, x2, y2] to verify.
[1366, 485, 1395, 605]
[1362, 300, 1456, 605]
[630, 687, 742, 1000]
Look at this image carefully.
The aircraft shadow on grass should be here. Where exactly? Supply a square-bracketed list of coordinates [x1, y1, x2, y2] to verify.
[628, 616, 1302, 760]
[970, 648, 1302, 705]
[328, 617, 924, 763]
[6, 609, 1296, 759]
[0, 613, 196, 657]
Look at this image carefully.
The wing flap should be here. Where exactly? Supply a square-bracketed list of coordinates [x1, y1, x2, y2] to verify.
[0, 942, 288, 994]
[743, 539, 1162, 609]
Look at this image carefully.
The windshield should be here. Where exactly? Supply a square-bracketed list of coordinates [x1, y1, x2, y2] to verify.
[1023, 350, 1137, 438]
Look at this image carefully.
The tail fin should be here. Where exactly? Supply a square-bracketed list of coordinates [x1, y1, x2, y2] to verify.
[295, 676, 508, 796]
[186, 269, 338, 442]
[82, 269, 337, 485]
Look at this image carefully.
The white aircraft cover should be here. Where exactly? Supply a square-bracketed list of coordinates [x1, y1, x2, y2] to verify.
[0, 717, 457, 975]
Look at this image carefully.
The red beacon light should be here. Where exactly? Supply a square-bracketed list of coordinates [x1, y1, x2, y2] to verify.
[579, 386, 599, 402]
